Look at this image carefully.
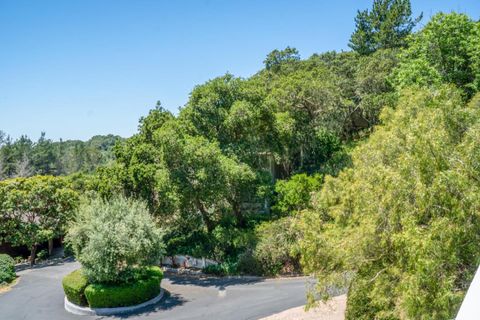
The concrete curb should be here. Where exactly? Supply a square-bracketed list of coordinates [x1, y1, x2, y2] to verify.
[64, 288, 165, 316]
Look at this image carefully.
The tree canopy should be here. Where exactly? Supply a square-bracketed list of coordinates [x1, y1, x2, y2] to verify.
[349, 0, 422, 55]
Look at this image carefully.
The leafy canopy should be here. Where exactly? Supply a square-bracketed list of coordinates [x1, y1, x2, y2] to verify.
[299, 88, 480, 319]
[349, 0, 421, 55]
[66, 197, 164, 284]
[0, 176, 78, 264]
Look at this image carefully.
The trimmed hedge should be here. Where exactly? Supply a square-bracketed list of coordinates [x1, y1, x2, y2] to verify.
[0, 254, 16, 284]
[62, 269, 89, 306]
[63, 267, 163, 308]
[84, 267, 163, 308]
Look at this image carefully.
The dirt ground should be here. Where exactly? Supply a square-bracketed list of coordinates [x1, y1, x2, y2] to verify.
[260, 294, 346, 320]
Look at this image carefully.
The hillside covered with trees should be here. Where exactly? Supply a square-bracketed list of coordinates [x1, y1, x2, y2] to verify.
[1, 0, 479, 319]
[0, 133, 122, 179]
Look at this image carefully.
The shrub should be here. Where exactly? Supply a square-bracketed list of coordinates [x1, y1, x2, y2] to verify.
[203, 261, 238, 276]
[36, 249, 48, 261]
[62, 269, 89, 306]
[236, 250, 262, 275]
[66, 197, 165, 284]
[273, 174, 322, 216]
[84, 267, 163, 308]
[0, 254, 16, 285]
[254, 217, 301, 275]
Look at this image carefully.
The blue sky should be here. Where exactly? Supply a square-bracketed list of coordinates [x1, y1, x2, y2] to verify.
[1, 0, 479, 141]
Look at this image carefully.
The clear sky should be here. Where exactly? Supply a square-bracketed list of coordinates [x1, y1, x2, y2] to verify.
[1, 0, 479, 141]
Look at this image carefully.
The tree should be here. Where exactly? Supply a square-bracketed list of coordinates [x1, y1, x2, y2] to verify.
[66, 197, 164, 284]
[392, 13, 480, 98]
[0, 131, 5, 146]
[299, 88, 480, 319]
[0, 137, 16, 179]
[31, 132, 56, 175]
[14, 153, 33, 178]
[154, 123, 257, 233]
[0, 176, 78, 265]
[264, 47, 300, 72]
[349, 0, 421, 55]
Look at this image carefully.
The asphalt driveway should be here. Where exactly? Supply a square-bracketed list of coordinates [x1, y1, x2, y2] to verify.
[0, 260, 309, 320]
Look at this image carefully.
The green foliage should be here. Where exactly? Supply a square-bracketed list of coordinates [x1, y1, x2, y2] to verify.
[393, 13, 480, 97]
[0, 254, 16, 285]
[0, 175, 78, 264]
[264, 47, 300, 72]
[254, 217, 301, 275]
[299, 88, 480, 319]
[235, 250, 263, 275]
[84, 267, 163, 308]
[36, 249, 48, 261]
[0, 133, 121, 180]
[62, 269, 89, 306]
[273, 174, 322, 216]
[349, 0, 421, 55]
[203, 261, 239, 276]
[66, 197, 164, 284]
[14, 9, 477, 318]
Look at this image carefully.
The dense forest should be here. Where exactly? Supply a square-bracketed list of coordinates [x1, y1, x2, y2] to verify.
[1, 0, 480, 318]
[0, 132, 121, 179]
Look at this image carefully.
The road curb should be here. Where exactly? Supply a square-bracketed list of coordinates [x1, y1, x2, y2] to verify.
[64, 288, 165, 316]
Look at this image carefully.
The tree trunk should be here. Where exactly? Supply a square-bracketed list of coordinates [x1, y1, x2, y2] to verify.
[196, 200, 215, 232]
[48, 239, 54, 256]
[232, 202, 244, 227]
[29, 244, 37, 267]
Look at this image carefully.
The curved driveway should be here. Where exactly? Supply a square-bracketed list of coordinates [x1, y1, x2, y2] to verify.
[0, 260, 309, 320]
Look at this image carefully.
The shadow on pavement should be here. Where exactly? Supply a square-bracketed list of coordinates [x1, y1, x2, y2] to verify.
[99, 290, 187, 319]
[165, 273, 264, 288]
[15, 256, 76, 272]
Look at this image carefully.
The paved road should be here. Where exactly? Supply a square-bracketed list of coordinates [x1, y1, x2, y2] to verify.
[0, 260, 309, 320]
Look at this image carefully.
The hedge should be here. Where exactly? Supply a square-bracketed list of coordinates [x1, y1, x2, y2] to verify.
[62, 269, 89, 306]
[0, 254, 16, 284]
[62, 267, 163, 308]
[84, 267, 163, 308]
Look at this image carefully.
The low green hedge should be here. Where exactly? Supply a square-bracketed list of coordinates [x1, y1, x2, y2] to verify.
[62, 269, 89, 306]
[63, 267, 163, 308]
[0, 254, 16, 285]
[85, 267, 163, 308]
[142, 265, 163, 281]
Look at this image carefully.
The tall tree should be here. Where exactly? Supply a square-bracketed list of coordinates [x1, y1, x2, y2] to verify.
[0, 137, 16, 179]
[31, 132, 56, 175]
[264, 47, 300, 72]
[299, 88, 480, 319]
[14, 153, 33, 178]
[0, 176, 78, 265]
[349, 0, 421, 55]
[392, 13, 480, 98]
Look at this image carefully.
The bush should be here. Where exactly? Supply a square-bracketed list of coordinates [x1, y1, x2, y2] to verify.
[84, 267, 163, 308]
[273, 174, 322, 216]
[36, 249, 48, 261]
[0, 254, 16, 285]
[254, 217, 301, 275]
[66, 197, 165, 284]
[203, 261, 238, 276]
[236, 250, 262, 275]
[62, 269, 89, 306]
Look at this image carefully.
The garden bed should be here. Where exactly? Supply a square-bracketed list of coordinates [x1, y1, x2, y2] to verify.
[63, 266, 164, 315]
